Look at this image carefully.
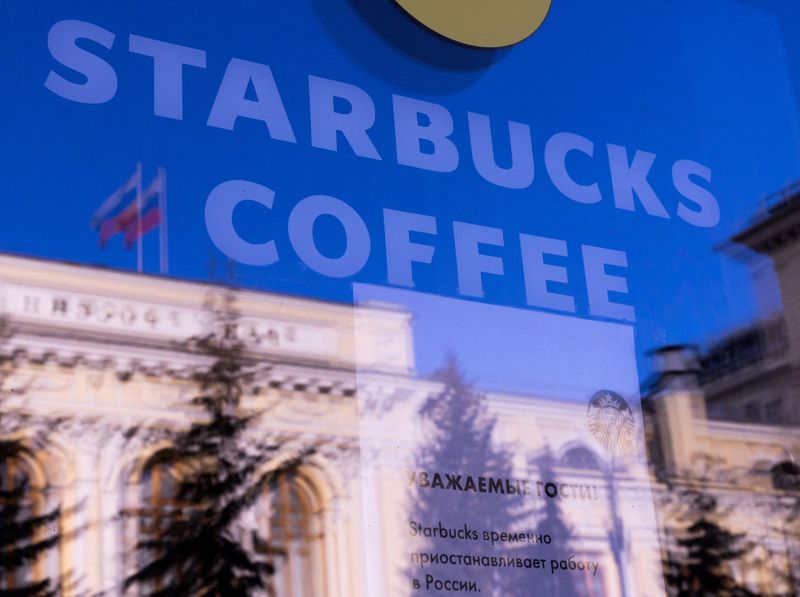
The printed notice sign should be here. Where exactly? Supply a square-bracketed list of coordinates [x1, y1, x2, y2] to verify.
[353, 285, 664, 596]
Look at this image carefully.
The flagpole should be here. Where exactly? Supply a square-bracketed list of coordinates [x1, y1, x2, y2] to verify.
[158, 167, 169, 275]
[135, 161, 143, 273]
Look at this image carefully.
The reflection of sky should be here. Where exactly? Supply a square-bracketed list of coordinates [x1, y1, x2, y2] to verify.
[354, 284, 639, 400]
[1, 0, 799, 379]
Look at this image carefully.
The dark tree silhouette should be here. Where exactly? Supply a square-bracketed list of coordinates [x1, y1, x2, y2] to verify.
[524, 446, 587, 597]
[124, 293, 312, 596]
[407, 356, 529, 596]
[0, 321, 63, 597]
[663, 490, 759, 597]
[0, 438, 60, 597]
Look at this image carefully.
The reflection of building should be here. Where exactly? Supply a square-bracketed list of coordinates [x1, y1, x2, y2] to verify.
[645, 188, 800, 596]
[0, 253, 391, 595]
[0, 253, 665, 596]
[700, 187, 800, 426]
[9, 186, 800, 597]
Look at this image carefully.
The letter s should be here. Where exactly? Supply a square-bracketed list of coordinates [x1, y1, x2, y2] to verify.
[673, 160, 720, 228]
[44, 20, 117, 104]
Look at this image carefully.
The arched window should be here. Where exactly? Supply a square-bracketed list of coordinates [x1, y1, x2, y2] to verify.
[132, 456, 188, 592]
[560, 446, 601, 471]
[139, 460, 181, 541]
[0, 446, 58, 592]
[260, 472, 326, 597]
[771, 460, 800, 491]
[131, 457, 328, 595]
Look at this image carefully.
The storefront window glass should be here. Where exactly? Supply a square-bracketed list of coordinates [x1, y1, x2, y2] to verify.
[1, 1, 800, 595]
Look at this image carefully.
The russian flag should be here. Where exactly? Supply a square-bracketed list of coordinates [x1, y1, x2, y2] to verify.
[91, 171, 136, 231]
[97, 172, 163, 248]
[123, 205, 160, 248]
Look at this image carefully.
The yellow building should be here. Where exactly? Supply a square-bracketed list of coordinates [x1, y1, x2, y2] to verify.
[0, 252, 670, 596]
[645, 190, 800, 596]
[3, 189, 800, 597]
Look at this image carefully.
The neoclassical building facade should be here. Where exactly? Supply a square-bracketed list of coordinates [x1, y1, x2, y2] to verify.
[1, 249, 798, 596]
[0, 253, 669, 596]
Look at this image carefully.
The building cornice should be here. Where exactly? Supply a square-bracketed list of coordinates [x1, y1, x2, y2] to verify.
[731, 193, 800, 254]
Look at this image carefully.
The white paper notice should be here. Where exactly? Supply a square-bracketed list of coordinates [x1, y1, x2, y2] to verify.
[353, 285, 664, 597]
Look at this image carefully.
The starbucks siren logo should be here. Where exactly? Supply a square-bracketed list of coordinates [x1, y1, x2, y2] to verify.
[394, 0, 552, 48]
[587, 390, 636, 454]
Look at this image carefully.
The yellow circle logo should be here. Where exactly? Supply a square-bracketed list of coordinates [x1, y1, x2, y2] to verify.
[394, 0, 552, 48]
